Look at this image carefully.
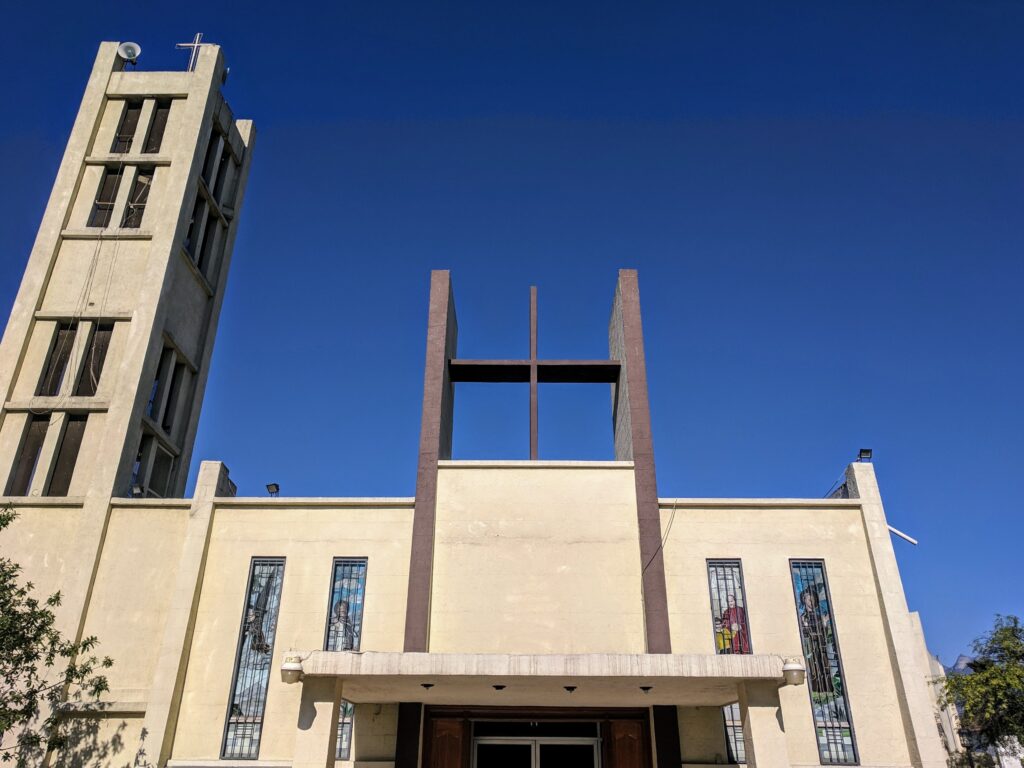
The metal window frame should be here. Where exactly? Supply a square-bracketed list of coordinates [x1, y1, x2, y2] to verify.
[322, 557, 369, 653]
[220, 556, 286, 761]
[788, 558, 859, 766]
[705, 558, 753, 654]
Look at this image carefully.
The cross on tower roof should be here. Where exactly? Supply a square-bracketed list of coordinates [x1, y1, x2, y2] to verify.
[175, 33, 213, 72]
[448, 285, 620, 459]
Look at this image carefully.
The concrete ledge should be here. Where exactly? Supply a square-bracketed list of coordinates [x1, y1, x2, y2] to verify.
[215, 497, 416, 508]
[438, 460, 634, 469]
[297, 651, 788, 708]
[61, 228, 154, 240]
[85, 154, 173, 166]
[658, 497, 863, 508]
[61, 700, 146, 716]
[0, 496, 86, 507]
[167, 762, 290, 768]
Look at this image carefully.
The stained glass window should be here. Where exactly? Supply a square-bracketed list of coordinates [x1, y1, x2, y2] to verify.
[326, 558, 367, 761]
[325, 558, 367, 652]
[723, 702, 746, 764]
[222, 558, 285, 759]
[707, 560, 752, 655]
[336, 700, 355, 760]
[791, 560, 857, 764]
[707, 561, 751, 761]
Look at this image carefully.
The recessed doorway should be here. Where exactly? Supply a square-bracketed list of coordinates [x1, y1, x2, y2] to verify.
[423, 707, 650, 768]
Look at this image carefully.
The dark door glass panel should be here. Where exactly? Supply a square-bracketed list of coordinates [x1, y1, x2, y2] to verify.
[538, 743, 594, 768]
[476, 744, 532, 768]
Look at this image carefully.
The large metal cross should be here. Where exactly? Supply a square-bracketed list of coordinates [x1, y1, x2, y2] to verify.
[175, 33, 212, 72]
[448, 286, 621, 459]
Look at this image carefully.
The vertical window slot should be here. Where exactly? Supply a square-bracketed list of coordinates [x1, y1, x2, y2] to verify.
[791, 560, 858, 764]
[89, 168, 123, 228]
[111, 100, 142, 153]
[46, 415, 87, 496]
[38, 322, 78, 396]
[222, 558, 286, 760]
[5, 415, 50, 496]
[74, 323, 113, 397]
[143, 99, 171, 153]
[122, 169, 153, 228]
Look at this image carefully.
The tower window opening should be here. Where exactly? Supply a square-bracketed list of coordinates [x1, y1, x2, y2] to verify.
[122, 168, 153, 228]
[38, 321, 78, 397]
[74, 322, 114, 397]
[89, 167, 123, 228]
[46, 414, 87, 497]
[5, 414, 50, 496]
[111, 100, 142, 153]
[143, 99, 171, 153]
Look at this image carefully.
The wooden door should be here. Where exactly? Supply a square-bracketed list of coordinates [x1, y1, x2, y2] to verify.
[426, 718, 471, 768]
[606, 719, 648, 768]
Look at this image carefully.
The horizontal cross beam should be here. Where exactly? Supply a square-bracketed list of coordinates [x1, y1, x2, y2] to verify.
[449, 359, 621, 384]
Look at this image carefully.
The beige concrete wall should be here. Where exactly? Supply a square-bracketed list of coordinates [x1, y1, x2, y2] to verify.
[351, 703, 399, 763]
[41, 240, 150, 316]
[82, 505, 190, 698]
[171, 502, 413, 762]
[678, 705, 731, 764]
[661, 500, 913, 766]
[0, 503, 95, 638]
[430, 463, 646, 654]
[52, 714, 145, 768]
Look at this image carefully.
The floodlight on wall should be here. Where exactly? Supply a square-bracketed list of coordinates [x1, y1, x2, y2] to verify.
[266, 483, 280, 497]
[280, 655, 303, 684]
[563, 685, 577, 694]
[782, 658, 806, 686]
[857, 448, 873, 462]
[117, 42, 142, 64]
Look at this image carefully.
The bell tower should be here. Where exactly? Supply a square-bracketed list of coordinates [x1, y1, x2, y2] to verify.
[0, 40, 254, 500]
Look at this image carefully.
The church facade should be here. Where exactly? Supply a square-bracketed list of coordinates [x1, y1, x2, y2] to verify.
[0, 43, 949, 768]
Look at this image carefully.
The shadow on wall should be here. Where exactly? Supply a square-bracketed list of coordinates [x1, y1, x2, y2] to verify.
[48, 719, 147, 768]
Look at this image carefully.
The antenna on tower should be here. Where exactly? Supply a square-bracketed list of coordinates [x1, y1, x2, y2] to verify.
[117, 42, 142, 66]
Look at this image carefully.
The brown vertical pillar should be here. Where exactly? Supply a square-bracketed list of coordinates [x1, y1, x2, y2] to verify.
[404, 270, 458, 652]
[529, 285, 538, 460]
[394, 702, 424, 768]
[652, 705, 682, 768]
[609, 269, 671, 653]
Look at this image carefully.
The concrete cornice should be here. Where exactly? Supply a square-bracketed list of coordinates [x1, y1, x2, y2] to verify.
[301, 650, 786, 681]
[0, 496, 86, 507]
[215, 497, 416, 508]
[658, 498, 863, 508]
[438, 460, 635, 469]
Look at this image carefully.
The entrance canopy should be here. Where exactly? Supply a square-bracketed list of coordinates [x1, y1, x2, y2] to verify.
[294, 651, 789, 707]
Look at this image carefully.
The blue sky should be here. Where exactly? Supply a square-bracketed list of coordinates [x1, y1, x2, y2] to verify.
[0, 1, 1021, 664]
